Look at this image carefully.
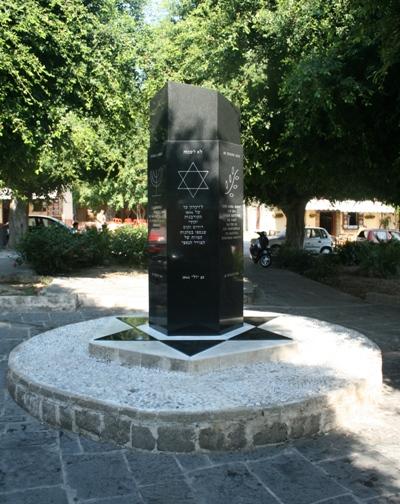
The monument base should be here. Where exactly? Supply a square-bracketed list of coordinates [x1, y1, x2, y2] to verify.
[89, 316, 295, 373]
[7, 311, 382, 453]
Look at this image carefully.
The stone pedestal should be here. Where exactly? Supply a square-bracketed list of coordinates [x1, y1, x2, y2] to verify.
[148, 83, 243, 335]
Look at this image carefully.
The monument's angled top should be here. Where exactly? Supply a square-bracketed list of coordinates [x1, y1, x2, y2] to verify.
[150, 81, 240, 145]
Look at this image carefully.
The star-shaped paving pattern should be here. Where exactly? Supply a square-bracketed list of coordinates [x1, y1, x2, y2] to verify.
[96, 317, 291, 357]
[178, 162, 209, 198]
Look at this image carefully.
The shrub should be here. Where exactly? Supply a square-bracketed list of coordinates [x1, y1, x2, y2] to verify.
[17, 226, 110, 275]
[336, 241, 365, 266]
[336, 240, 400, 277]
[17, 224, 148, 274]
[304, 254, 339, 280]
[110, 224, 147, 265]
[17, 226, 77, 275]
[73, 227, 111, 268]
[275, 245, 315, 274]
[275, 245, 339, 279]
[357, 241, 400, 278]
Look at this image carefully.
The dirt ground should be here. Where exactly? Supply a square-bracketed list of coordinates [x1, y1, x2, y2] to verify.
[323, 268, 400, 299]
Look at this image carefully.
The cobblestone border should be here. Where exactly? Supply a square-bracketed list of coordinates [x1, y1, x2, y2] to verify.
[7, 364, 376, 453]
[0, 293, 78, 311]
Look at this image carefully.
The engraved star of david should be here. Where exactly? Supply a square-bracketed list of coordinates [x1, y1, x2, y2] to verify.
[178, 162, 209, 198]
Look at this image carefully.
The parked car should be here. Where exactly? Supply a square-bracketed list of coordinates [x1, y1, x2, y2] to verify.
[0, 216, 70, 246]
[27, 215, 69, 230]
[356, 229, 393, 243]
[268, 227, 334, 254]
[389, 230, 400, 241]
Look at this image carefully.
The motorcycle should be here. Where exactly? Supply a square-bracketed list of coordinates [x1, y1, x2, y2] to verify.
[249, 231, 272, 268]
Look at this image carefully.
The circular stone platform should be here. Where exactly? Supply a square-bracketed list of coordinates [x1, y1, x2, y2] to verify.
[7, 311, 382, 453]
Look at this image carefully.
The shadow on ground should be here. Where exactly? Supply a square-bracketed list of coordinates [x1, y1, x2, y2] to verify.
[0, 252, 399, 502]
[1, 304, 400, 503]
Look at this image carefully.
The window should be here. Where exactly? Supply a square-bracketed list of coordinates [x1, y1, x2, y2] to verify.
[35, 217, 46, 227]
[373, 230, 389, 242]
[348, 213, 357, 226]
[32, 200, 47, 212]
[344, 212, 359, 229]
[305, 228, 323, 239]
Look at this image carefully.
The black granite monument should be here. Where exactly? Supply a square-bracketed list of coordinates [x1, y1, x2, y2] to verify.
[96, 83, 289, 352]
[147, 82, 243, 335]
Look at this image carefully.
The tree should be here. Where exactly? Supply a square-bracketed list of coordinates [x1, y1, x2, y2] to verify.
[146, 0, 400, 247]
[0, 0, 145, 245]
[71, 7, 166, 221]
[350, 0, 400, 200]
[74, 150, 148, 219]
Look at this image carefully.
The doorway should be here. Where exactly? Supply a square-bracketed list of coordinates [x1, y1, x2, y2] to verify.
[319, 211, 336, 235]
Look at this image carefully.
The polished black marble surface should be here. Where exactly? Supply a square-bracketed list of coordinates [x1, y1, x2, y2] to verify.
[98, 318, 152, 341]
[243, 316, 278, 326]
[148, 83, 244, 336]
[150, 82, 241, 144]
[231, 328, 290, 341]
[97, 329, 155, 342]
[94, 317, 292, 357]
[161, 340, 225, 357]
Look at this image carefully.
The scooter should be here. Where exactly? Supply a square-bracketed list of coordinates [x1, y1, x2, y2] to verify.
[249, 231, 272, 268]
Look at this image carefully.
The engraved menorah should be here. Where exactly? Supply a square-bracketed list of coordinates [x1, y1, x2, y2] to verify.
[150, 167, 163, 196]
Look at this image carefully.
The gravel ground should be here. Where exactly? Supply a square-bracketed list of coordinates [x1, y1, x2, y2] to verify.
[9, 314, 380, 413]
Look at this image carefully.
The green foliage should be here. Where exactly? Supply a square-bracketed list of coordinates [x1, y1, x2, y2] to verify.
[146, 0, 400, 247]
[275, 245, 339, 279]
[17, 224, 148, 274]
[0, 0, 146, 198]
[275, 246, 316, 274]
[357, 242, 400, 278]
[275, 239, 400, 280]
[73, 228, 111, 268]
[337, 241, 400, 278]
[110, 225, 148, 265]
[304, 255, 340, 281]
[17, 226, 111, 274]
[336, 241, 365, 266]
[17, 227, 78, 275]
[360, 241, 400, 278]
[73, 155, 148, 213]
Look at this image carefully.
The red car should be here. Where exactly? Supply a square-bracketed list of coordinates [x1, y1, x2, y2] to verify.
[356, 229, 393, 243]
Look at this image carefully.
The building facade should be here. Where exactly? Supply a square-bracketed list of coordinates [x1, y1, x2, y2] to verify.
[0, 190, 74, 226]
[244, 199, 398, 241]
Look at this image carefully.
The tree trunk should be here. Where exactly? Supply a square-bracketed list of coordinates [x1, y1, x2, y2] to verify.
[256, 203, 261, 229]
[136, 204, 145, 220]
[281, 198, 308, 249]
[8, 198, 29, 249]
